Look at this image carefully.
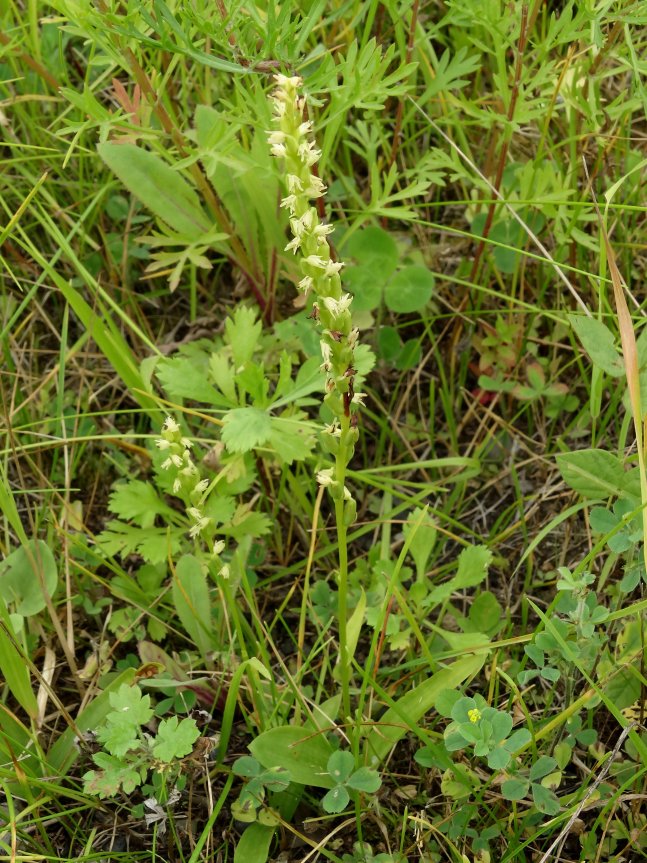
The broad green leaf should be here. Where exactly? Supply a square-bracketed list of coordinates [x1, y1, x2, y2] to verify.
[568, 315, 624, 377]
[322, 785, 350, 813]
[530, 755, 558, 782]
[0, 594, 37, 717]
[153, 716, 200, 762]
[344, 263, 385, 312]
[468, 591, 502, 635]
[347, 767, 381, 793]
[556, 449, 626, 498]
[345, 226, 399, 271]
[84, 753, 143, 798]
[96, 721, 140, 758]
[222, 408, 272, 453]
[172, 555, 213, 658]
[501, 777, 530, 801]
[233, 823, 275, 863]
[327, 750, 354, 784]
[96, 521, 182, 566]
[268, 415, 316, 464]
[364, 654, 485, 765]
[343, 226, 399, 312]
[249, 726, 335, 788]
[385, 265, 435, 313]
[377, 326, 402, 362]
[98, 143, 210, 236]
[0, 540, 58, 617]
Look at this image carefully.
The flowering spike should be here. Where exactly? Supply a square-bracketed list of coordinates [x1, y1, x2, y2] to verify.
[269, 74, 362, 520]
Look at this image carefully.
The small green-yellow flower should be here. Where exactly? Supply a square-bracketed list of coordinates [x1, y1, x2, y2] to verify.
[468, 708, 482, 723]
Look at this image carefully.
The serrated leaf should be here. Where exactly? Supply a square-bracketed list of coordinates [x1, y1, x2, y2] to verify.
[222, 507, 271, 541]
[98, 143, 210, 236]
[225, 306, 262, 368]
[96, 721, 140, 758]
[153, 716, 200, 762]
[108, 481, 175, 529]
[96, 520, 182, 566]
[221, 408, 272, 453]
[268, 415, 316, 464]
[84, 753, 143, 798]
[157, 357, 229, 406]
[106, 683, 154, 728]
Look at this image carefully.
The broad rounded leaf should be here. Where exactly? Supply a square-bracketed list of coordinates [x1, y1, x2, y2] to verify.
[345, 226, 399, 271]
[347, 767, 381, 793]
[501, 777, 530, 801]
[385, 265, 434, 313]
[322, 784, 350, 814]
[326, 750, 354, 784]
[0, 540, 58, 616]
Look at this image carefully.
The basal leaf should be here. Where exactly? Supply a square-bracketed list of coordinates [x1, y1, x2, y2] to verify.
[556, 449, 626, 498]
[364, 654, 485, 765]
[172, 554, 213, 658]
[268, 415, 316, 464]
[0, 539, 58, 617]
[98, 143, 210, 236]
[249, 726, 335, 789]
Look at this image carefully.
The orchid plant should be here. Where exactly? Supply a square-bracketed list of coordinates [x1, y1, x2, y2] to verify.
[269, 74, 363, 717]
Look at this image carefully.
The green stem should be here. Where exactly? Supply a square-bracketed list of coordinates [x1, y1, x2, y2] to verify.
[335, 423, 351, 722]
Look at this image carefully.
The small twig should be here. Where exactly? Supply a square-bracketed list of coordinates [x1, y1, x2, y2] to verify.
[537, 723, 639, 863]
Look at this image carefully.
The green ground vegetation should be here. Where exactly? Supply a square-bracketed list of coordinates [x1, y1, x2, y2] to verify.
[1, 1, 647, 861]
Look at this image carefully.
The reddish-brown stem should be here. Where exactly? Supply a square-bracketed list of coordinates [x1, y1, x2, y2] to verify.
[468, 4, 529, 287]
[0, 30, 59, 90]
